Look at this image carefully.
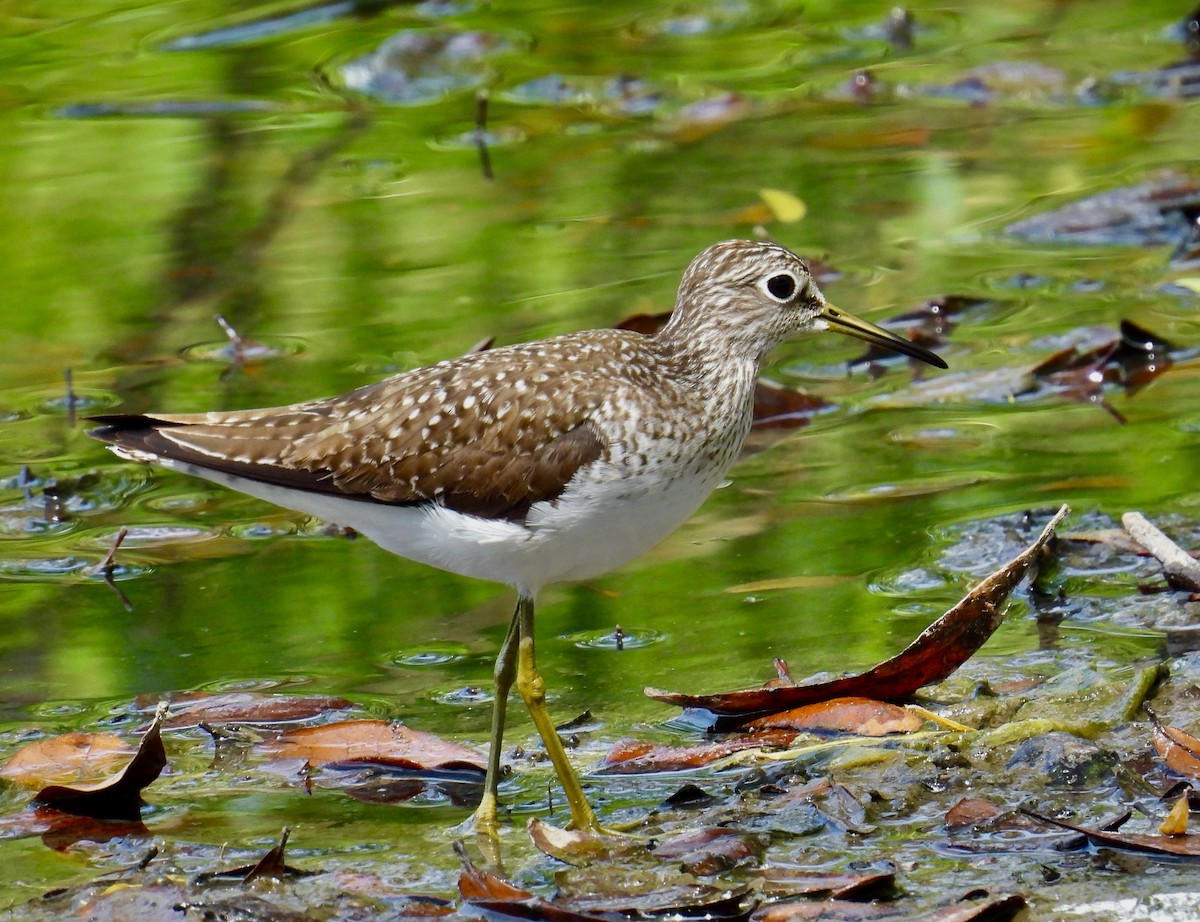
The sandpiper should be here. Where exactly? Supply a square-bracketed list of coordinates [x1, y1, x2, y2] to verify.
[89, 240, 946, 834]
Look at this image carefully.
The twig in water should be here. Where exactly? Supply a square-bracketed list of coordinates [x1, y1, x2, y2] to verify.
[95, 526, 134, 612]
[475, 92, 494, 181]
[64, 368, 77, 428]
[1123, 511, 1200, 592]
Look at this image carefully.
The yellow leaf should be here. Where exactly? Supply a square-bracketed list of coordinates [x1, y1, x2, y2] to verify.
[1160, 795, 1190, 836]
[759, 188, 806, 223]
[1171, 277, 1200, 295]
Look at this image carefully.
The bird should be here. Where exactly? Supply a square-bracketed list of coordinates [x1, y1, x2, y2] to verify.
[89, 239, 947, 835]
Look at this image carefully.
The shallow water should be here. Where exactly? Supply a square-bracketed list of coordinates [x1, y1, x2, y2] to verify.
[1, 0, 1199, 916]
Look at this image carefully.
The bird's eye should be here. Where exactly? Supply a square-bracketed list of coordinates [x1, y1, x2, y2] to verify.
[765, 273, 797, 301]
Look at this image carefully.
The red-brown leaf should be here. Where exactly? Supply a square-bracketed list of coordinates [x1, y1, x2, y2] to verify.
[1152, 721, 1200, 779]
[647, 505, 1068, 717]
[598, 730, 797, 774]
[746, 697, 922, 736]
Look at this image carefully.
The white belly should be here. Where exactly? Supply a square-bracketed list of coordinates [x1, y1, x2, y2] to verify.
[160, 457, 725, 596]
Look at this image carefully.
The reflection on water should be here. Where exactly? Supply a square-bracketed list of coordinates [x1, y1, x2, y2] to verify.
[0, 0, 1198, 909]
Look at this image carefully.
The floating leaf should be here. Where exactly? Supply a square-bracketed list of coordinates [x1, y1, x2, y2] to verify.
[651, 827, 767, 876]
[262, 719, 484, 771]
[0, 732, 135, 787]
[154, 691, 356, 729]
[648, 506, 1069, 719]
[1152, 720, 1200, 779]
[758, 188, 806, 223]
[756, 865, 896, 900]
[33, 702, 168, 820]
[598, 731, 796, 774]
[745, 697, 923, 736]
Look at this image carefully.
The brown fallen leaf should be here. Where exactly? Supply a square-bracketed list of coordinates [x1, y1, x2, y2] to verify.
[945, 797, 1004, 831]
[261, 719, 485, 771]
[752, 900, 905, 921]
[557, 884, 751, 921]
[598, 730, 797, 774]
[913, 892, 1027, 922]
[756, 865, 896, 899]
[455, 840, 533, 901]
[0, 732, 136, 787]
[651, 827, 767, 876]
[1022, 810, 1200, 858]
[647, 505, 1069, 718]
[144, 691, 356, 729]
[1152, 718, 1200, 779]
[746, 697, 923, 736]
[32, 702, 168, 820]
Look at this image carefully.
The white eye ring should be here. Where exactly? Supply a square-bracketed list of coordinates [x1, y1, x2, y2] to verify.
[761, 272, 798, 302]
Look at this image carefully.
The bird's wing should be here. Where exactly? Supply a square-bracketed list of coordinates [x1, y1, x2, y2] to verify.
[89, 342, 618, 522]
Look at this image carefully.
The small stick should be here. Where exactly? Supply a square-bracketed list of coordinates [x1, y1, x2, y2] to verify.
[96, 526, 129, 574]
[1122, 511, 1200, 592]
[474, 92, 494, 181]
[215, 314, 247, 362]
[95, 526, 134, 612]
[64, 368, 77, 427]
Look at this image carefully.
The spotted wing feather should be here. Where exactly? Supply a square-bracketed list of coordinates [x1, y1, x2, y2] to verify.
[88, 339, 624, 521]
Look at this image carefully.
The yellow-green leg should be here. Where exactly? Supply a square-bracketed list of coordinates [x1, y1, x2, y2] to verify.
[471, 602, 522, 837]
[513, 594, 602, 832]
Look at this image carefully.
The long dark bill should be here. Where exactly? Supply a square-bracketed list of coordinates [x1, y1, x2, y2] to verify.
[821, 305, 948, 370]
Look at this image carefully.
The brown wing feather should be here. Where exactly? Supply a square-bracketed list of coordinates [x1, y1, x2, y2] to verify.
[88, 334, 630, 522]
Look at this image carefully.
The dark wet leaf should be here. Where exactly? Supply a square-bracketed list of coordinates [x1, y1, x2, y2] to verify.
[749, 380, 830, 429]
[1022, 810, 1200, 857]
[1006, 171, 1200, 248]
[651, 827, 767, 876]
[261, 719, 485, 771]
[557, 884, 751, 920]
[143, 691, 356, 730]
[912, 892, 1027, 922]
[32, 703, 167, 820]
[756, 865, 896, 899]
[745, 697, 923, 736]
[647, 506, 1068, 719]
[39, 881, 189, 922]
[598, 731, 797, 774]
[173, 896, 317, 922]
[1152, 718, 1200, 779]
[751, 900, 904, 921]
[466, 898, 613, 922]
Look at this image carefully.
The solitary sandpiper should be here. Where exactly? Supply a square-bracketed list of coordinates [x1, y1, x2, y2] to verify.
[89, 240, 946, 834]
